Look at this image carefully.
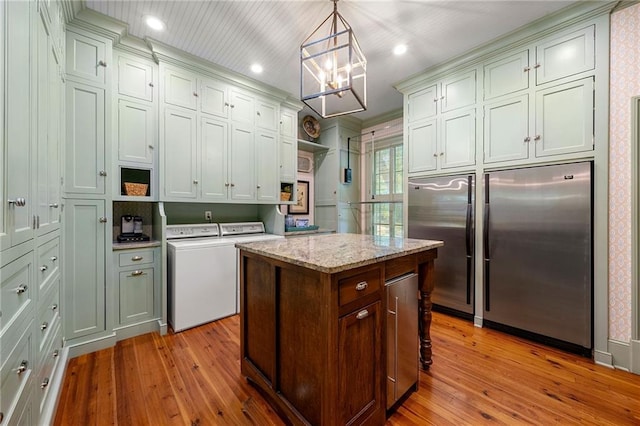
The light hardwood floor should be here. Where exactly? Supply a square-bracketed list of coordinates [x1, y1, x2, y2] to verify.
[54, 313, 640, 425]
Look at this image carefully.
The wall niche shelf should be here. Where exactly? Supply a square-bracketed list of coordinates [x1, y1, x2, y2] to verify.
[298, 139, 329, 153]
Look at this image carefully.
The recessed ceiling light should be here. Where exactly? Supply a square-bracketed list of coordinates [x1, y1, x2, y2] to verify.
[393, 44, 407, 56]
[251, 64, 263, 74]
[144, 15, 166, 31]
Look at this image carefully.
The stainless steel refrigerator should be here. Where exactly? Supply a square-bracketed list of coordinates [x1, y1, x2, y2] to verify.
[483, 162, 592, 352]
[408, 174, 475, 317]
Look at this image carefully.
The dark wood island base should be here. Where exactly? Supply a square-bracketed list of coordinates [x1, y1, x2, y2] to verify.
[237, 234, 442, 426]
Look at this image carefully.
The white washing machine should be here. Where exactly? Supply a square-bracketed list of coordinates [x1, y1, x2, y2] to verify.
[167, 223, 237, 332]
[219, 222, 284, 312]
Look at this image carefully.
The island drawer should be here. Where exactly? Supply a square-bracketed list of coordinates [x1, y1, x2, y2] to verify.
[339, 268, 381, 307]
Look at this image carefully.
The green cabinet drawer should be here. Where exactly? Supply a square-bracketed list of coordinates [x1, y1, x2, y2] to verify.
[118, 248, 154, 267]
[37, 279, 61, 354]
[36, 321, 63, 415]
[0, 321, 34, 423]
[0, 253, 34, 337]
[37, 235, 60, 293]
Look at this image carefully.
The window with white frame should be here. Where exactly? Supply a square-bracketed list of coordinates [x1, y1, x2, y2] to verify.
[371, 143, 403, 237]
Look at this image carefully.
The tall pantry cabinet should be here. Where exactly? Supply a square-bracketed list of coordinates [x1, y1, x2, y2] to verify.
[1, 0, 66, 424]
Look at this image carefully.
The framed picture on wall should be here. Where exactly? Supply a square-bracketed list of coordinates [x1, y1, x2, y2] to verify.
[290, 180, 309, 214]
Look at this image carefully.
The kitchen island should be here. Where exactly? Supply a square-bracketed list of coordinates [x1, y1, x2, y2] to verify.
[237, 233, 443, 425]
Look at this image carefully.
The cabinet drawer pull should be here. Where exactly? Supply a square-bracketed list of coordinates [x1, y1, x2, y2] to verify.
[355, 281, 368, 291]
[131, 270, 144, 277]
[16, 360, 28, 375]
[40, 265, 48, 272]
[50, 256, 58, 262]
[41, 321, 49, 331]
[99, 170, 107, 176]
[99, 217, 108, 223]
[50, 203, 59, 208]
[53, 349, 59, 358]
[131, 256, 143, 261]
[41, 378, 50, 389]
[8, 197, 26, 206]
[15, 284, 28, 294]
[356, 309, 369, 320]
[51, 303, 58, 311]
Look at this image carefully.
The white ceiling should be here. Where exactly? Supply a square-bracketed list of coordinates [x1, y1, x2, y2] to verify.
[85, 0, 578, 121]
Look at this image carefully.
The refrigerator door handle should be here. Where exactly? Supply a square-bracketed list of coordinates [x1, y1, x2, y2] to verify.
[483, 173, 491, 311]
[465, 204, 472, 305]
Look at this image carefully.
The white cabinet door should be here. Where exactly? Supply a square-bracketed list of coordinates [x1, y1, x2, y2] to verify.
[46, 46, 62, 232]
[63, 199, 106, 340]
[117, 99, 154, 164]
[36, 13, 52, 236]
[314, 149, 338, 205]
[484, 95, 530, 163]
[117, 55, 154, 102]
[200, 77, 229, 119]
[484, 49, 529, 100]
[407, 119, 437, 174]
[280, 137, 296, 183]
[441, 70, 476, 113]
[65, 81, 106, 195]
[230, 90, 255, 125]
[535, 26, 595, 86]
[163, 108, 197, 199]
[441, 109, 476, 169]
[5, 0, 34, 248]
[256, 99, 279, 131]
[256, 131, 279, 202]
[66, 30, 108, 85]
[200, 116, 228, 200]
[407, 85, 437, 123]
[229, 125, 255, 201]
[163, 66, 197, 110]
[534, 77, 593, 157]
[280, 108, 297, 138]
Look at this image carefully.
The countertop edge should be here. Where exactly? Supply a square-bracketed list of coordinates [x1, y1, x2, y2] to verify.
[237, 241, 443, 274]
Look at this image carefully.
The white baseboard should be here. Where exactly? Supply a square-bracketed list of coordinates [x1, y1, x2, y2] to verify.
[473, 315, 483, 328]
[114, 320, 161, 342]
[67, 333, 117, 358]
[594, 348, 614, 368]
[631, 339, 640, 374]
[608, 339, 631, 371]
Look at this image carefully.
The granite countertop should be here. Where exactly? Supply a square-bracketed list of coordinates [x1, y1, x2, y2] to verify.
[236, 233, 443, 274]
[112, 240, 162, 251]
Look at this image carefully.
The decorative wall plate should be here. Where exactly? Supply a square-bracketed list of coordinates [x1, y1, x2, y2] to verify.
[302, 115, 321, 139]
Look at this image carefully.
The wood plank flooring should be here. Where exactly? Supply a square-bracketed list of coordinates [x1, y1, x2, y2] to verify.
[54, 313, 640, 425]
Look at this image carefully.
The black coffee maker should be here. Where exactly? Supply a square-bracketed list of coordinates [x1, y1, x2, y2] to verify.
[117, 215, 150, 242]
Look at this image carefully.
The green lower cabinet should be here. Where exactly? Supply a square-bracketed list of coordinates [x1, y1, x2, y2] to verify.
[118, 267, 154, 326]
[114, 247, 160, 330]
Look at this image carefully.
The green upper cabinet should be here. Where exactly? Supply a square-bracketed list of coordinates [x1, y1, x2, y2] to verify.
[279, 107, 298, 183]
[534, 77, 594, 157]
[229, 124, 256, 201]
[200, 115, 229, 200]
[406, 85, 437, 123]
[407, 119, 437, 174]
[162, 107, 198, 199]
[484, 94, 530, 163]
[117, 99, 155, 164]
[229, 89, 255, 125]
[256, 98, 279, 132]
[117, 55, 154, 102]
[255, 130, 279, 202]
[535, 25, 595, 86]
[65, 81, 107, 195]
[66, 29, 109, 86]
[280, 108, 297, 138]
[484, 49, 530, 100]
[2, 0, 35, 249]
[440, 70, 476, 113]
[163, 66, 198, 110]
[200, 77, 230, 119]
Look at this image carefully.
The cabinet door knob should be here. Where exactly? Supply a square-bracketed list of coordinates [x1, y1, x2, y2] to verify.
[131, 255, 143, 261]
[16, 360, 28, 375]
[51, 303, 58, 311]
[433, 153, 438, 158]
[40, 265, 48, 272]
[15, 284, 28, 294]
[355, 281, 368, 291]
[99, 217, 108, 223]
[131, 270, 144, 277]
[99, 170, 107, 176]
[356, 309, 369, 320]
[534, 135, 541, 141]
[225, 102, 229, 107]
[49, 203, 59, 208]
[256, 185, 261, 189]
[53, 349, 59, 358]
[41, 321, 49, 331]
[230, 183, 235, 187]
[98, 60, 107, 67]
[193, 92, 199, 97]
[433, 98, 438, 103]
[225, 183, 230, 187]
[50, 256, 57, 262]
[230, 104, 235, 108]
[193, 180, 199, 184]
[256, 111, 261, 116]
[8, 197, 26, 206]
[148, 82, 154, 87]
[41, 378, 50, 389]
[440, 152, 444, 156]
[533, 63, 541, 69]
[148, 144, 154, 149]
[524, 136, 531, 142]
[523, 66, 531, 72]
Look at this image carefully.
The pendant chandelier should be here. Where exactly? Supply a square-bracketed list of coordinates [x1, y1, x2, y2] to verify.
[300, 0, 367, 118]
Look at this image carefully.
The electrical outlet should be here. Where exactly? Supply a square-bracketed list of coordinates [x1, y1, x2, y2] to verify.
[204, 211, 212, 221]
